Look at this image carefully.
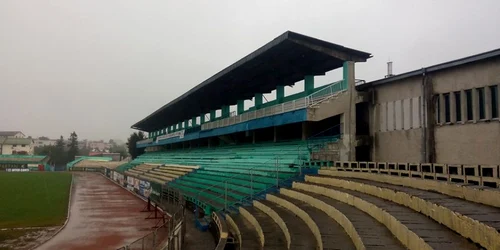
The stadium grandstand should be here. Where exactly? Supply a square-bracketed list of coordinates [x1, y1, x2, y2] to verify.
[0, 155, 51, 171]
[67, 156, 126, 171]
[119, 31, 500, 249]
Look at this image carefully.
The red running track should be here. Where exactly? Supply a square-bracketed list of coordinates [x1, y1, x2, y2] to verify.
[37, 172, 160, 250]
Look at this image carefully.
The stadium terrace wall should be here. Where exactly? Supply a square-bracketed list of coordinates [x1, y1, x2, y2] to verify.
[137, 109, 307, 148]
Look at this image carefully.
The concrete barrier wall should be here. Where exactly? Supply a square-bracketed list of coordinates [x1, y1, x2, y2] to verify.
[319, 170, 500, 208]
[266, 194, 323, 250]
[212, 212, 228, 250]
[253, 200, 291, 249]
[330, 161, 500, 188]
[311, 173, 500, 250]
[279, 188, 364, 250]
[224, 214, 241, 250]
[239, 207, 264, 248]
[296, 180, 432, 250]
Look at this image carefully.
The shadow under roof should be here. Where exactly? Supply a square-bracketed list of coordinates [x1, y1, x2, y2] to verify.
[132, 31, 371, 131]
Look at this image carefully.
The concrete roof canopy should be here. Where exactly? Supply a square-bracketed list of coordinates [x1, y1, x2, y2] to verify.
[131, 31, 372, 132]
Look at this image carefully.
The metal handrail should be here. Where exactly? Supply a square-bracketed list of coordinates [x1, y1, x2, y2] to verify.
[194, 156, 281, 213]
[200, 80, 347, 131]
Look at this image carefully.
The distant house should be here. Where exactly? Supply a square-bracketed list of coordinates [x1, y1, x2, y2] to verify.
[33, 138, 57, 147]
[0, 131, 25, 139]
[0, 137, 34, 155]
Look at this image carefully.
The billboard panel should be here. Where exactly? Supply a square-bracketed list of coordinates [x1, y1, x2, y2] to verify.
[139, 180, 151, 198]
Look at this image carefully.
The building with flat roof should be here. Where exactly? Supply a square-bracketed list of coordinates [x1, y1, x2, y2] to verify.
[358, 48, 500, 165]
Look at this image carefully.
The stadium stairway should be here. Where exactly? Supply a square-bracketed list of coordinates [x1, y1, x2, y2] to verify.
[211, 167, 500, 250]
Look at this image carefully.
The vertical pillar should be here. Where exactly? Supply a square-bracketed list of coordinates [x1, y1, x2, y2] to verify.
[485, 86, 492, 120]
[254, 94, 263, 109]
[200, 114, 205, 124]
[210, 110, 216, 121]
[340, 61, 356, 161]
[460, 90, 467, 123]
[237, 100, 245, 115]
[221, 105, 230, 118]
[304, 75, 315, 95]
[473, 88, 479, 122]
[301, 122, 309, 140]
[191, 117, 196, 127]
[276, 85, 285, 103]
[342, 62, 350, 90]
[273, 126, 278, 142]
[450, 92, 456, 123]
[439, 94, 445, 124]
[252, 131, 256, 144]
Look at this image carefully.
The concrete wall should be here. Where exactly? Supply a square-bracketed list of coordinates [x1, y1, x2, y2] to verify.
[432, 58, 500, 165]
[369, 56, 500, 165]
[370, 76, 424, 162]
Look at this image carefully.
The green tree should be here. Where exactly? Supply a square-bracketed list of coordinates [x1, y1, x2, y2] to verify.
[52, 136, 66, 166]
[127, 131, 145, 159]
[67, 132, 79, 162]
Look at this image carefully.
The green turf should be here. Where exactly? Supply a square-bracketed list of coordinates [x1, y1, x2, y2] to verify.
[0, 172, 72, 228]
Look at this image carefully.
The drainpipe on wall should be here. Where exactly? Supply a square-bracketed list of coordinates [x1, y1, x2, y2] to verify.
[421, 68, 427, 163]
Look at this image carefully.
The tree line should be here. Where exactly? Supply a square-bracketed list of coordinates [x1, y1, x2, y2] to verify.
[35, 132, 79, 166]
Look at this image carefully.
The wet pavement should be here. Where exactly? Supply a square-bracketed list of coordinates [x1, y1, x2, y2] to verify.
[37, 172, 160, 250]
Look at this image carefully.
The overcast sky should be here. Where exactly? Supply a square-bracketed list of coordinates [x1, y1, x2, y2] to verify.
[1, 0, 499, 141]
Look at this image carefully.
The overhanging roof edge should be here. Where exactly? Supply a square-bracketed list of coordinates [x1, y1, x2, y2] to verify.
[132, 31, 372, 131]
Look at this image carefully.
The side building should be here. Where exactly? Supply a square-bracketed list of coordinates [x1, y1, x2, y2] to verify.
[359, 49, 500, 165]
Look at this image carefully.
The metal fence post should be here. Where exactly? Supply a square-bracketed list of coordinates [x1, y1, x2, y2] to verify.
[224, 181, 228, 211]
[250, 170, 253, 200]
[275, 157, 279, 187]
[153, 231, 157, 248]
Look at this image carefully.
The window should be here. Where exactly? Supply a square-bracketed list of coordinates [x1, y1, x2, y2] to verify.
[13, 144, 17, 147]
[454, 91, 462, 122]
[491, 85, 498, 119]
[444, 93, 450, 123]
[22, 145, 26, 147]
[435, 96, 441, 124]
[477, 88, 485, 119]
[466, 90, 473, 121]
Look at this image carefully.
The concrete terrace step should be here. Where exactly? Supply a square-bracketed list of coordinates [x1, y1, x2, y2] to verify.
[289, 187, 406, 250]
[240, 206, 287, 250]
[271, 192, 356, 250]
[302, 179, 479, 250]
[226, 213, 261, 250]
[254, 199, 316, 250]
[316, 174, 500, 249]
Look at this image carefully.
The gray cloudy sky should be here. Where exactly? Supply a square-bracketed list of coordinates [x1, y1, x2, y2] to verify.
[1, 0, 499, 141]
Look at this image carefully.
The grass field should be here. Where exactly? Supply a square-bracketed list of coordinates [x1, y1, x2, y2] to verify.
[0, 172, 72, 228]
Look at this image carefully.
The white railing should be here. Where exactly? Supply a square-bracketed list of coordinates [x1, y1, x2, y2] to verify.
[201, 80, 347, 131]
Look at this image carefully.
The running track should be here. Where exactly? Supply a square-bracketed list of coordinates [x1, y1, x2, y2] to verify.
[37, 172, 160, 250]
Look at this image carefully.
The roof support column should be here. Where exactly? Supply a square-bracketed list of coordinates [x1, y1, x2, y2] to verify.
[191, 117, 196, 127]
[184, 120, 189, 129]
[255, 93, 263, 110]
[237, 100, 245, 115]
[342, 61, 350, 90]
[340, 61, 356, 161]
[210, 110, 216, 121]
[276, 85, 285, 103]
[305, 75, 315, 95]
[222, 105, 230, 118]
[200, 114, 205, 124]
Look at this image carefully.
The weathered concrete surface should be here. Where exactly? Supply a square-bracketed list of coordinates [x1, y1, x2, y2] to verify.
[37, 172, 159, 250]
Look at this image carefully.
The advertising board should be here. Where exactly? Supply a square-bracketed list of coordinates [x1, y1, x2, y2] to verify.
[139, 180, 151, 198]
